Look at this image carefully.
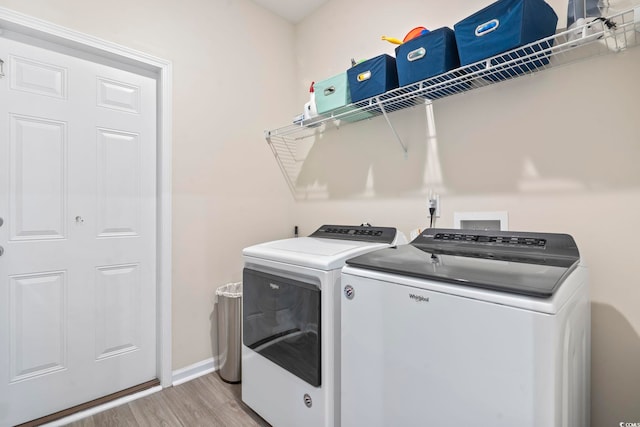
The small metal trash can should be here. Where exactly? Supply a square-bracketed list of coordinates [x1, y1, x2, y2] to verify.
[216, 282, 242, 383]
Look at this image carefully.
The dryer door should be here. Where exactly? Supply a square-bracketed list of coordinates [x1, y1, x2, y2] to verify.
[242, 268, 321, 386]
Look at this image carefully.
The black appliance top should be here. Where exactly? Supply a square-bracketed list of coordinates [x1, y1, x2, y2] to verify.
[345, 228, 580, 298]
[309, 224, 397, 244]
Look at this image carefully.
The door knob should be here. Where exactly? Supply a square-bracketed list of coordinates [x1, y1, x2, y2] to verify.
[75, 216, 84, 224]
[0, 217, 3, 227]
[0, 246, 4, 257]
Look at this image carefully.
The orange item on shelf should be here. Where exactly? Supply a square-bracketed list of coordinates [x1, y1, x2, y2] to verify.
[403, 26, 429, 42]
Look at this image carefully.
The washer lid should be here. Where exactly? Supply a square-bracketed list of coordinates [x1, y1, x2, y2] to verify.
[345, 228, 580, 298]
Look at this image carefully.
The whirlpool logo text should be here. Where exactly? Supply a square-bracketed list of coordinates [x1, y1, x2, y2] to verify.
[409, 294, 429, 303]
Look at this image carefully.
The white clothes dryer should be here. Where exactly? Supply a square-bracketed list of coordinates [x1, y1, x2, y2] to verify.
[242, 225, 407, 427]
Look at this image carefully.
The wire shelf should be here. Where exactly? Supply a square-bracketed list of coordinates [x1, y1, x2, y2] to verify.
[266, 8, 640, 199]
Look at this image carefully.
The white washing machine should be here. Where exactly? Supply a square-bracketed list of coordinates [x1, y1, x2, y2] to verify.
[242, 224, 407, 427]
[341, 228, 590, 427]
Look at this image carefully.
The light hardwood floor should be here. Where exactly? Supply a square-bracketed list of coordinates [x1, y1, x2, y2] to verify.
[66, 374, 271, 427]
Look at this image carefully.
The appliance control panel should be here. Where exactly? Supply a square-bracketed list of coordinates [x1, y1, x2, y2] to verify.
[433, 232, 546, 247]
[310, 224, 397, 244]
[413, 228, 579, 261]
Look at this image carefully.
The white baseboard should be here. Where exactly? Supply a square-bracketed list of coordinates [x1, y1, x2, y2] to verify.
[171, 357, 219, 386]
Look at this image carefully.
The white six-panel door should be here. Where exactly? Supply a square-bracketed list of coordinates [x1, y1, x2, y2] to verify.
[0, 36, 157, 426]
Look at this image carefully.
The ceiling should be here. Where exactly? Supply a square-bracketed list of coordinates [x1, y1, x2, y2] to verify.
[251, 0, 328, 23]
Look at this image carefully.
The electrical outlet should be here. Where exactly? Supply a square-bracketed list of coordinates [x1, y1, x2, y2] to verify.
[428, 194, 440, 218]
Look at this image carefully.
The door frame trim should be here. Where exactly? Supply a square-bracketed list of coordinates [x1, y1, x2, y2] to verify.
[0, 7, 173, 387]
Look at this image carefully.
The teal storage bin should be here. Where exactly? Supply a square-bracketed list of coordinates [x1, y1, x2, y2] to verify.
[314, 72, 372, 123]
[314, 73, 351, 114]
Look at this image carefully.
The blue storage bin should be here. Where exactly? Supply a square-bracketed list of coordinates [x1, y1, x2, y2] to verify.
[453, 0, 558, 66]
[347, 54, 399, 103]
[395, 27, 461, 87]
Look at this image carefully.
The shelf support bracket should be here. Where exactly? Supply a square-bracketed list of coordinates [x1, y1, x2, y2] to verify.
[376, 97, 408, 157]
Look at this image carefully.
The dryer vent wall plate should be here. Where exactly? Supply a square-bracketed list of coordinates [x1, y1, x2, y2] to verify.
[453, 211, 508, 231]
[460, 219, 502, 231]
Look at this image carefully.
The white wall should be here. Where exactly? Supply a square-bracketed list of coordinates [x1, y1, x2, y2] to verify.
[0, 0, 297, 370]
[292, 0, 640, 425]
